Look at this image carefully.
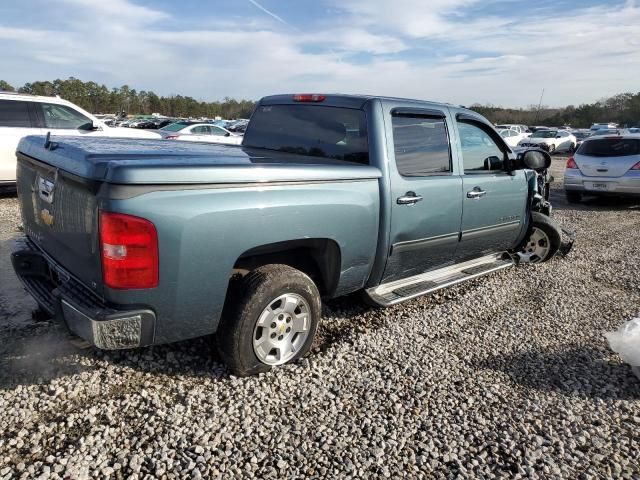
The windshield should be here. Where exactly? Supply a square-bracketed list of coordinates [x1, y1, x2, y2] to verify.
[578, 138, 640, 157]
[243, 104, 369, 164]
[160, 122, 190, 132]
[531, 130, 557, 138]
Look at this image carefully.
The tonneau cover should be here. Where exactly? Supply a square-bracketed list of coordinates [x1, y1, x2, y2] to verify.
[18, 136, 381, 185]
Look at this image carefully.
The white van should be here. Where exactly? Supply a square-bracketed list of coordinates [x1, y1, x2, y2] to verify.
[0, 92, 161, 185]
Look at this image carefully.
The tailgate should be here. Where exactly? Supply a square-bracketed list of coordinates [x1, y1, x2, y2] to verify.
[16, 154, 103, 295]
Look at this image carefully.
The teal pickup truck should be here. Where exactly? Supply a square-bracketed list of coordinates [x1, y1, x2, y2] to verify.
[11, 93, 568, 376]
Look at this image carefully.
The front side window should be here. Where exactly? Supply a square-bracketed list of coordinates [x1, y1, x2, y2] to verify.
[457, 121, 505, 172]
[211, 127, 228, 136]
[191, 125, 211, 135]
[391, 114, 451, 176]
[243, 104, 369, 164]
[0, 100, 31, 128]
[38, 103, 92, 130]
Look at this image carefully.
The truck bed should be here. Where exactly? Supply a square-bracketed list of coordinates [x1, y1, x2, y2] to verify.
[15, 135, 382, 344]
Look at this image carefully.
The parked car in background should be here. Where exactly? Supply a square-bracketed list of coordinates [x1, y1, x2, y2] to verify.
[590, 123, 618, 131]
[498, 128, 526, 147]
[0, 92, 161, 186]
[564, 133, 640, 202]
[572, 130, 591, 150]
[495, 124, 531, 137]
[592, 128, 621, 136]
[530, 126, 549, 133]
[518, 129, 577, 153]
[162, 122, 243, 145]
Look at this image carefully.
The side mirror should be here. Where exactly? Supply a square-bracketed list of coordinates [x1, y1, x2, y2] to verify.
[518, 149, 551, 171]
[225, 132, 230, 137]
[91, 119, 102, 130]
[555, 135, 561, 139]
[483, 156, 503, 171]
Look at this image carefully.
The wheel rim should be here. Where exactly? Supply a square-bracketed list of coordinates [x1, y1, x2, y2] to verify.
[252, 293, 311, 365]
[517, 227, 551, 263]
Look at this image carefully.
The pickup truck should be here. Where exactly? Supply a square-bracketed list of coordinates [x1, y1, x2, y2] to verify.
[11, 93, 567, 376]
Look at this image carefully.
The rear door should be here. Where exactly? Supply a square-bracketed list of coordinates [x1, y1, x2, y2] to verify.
[454, 116, 528, 262]
[0, 99, 41, 182]
[382, 106, 463, 283]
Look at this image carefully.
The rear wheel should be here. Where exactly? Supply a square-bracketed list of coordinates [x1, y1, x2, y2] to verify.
[216, 264, 321, 376]
[565, 190, 582, 203]
[517, 212, 562, 264]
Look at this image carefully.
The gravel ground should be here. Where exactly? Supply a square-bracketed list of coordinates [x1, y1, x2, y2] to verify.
[0, 160, 639, 479]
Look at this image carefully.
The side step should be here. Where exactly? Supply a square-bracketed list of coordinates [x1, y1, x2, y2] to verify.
[365, 253, 514, 307]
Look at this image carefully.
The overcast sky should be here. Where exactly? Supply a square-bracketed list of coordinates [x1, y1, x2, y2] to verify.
[1, 0, 638, 107]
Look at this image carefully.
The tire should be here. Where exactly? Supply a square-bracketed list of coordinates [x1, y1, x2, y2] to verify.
[565, 190, 582, 203]
[216, 264, 321, 376]
[517, 212, 562, 263]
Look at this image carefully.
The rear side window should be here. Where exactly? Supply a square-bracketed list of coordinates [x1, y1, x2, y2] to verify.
[392, 115, 451, 176]
[578, 139, 639, 157]
[0, 100, 31, 127]
[243, 105, 368, 164]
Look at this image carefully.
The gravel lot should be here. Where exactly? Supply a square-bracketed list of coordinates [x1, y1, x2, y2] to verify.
[1, 158, 639, 479]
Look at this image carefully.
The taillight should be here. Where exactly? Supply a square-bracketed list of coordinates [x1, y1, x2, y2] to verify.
[566, 156, 578, 169]
[166, 135, 179, 140]
[632, 161, 640, 170]
[100, 212, 159, 289]
[293, 94, 326, 102]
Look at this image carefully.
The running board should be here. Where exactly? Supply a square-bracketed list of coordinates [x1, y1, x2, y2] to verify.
[365, 253, 514, 307]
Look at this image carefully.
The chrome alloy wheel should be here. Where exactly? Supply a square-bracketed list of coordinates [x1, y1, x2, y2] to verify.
[518, 227, 551, 263]
[252, 293, 311, 365]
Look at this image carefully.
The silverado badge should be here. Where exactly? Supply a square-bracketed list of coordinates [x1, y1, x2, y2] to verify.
[40, 208, 54, 227]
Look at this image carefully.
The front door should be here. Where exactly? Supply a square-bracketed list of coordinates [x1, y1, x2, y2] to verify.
[382, 107, 462, 283]
[454, 117, 528, 262]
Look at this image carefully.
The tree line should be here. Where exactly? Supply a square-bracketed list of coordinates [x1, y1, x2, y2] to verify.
[1, 78, 639, 127]
[470, 92, 640, 128]
[0, 78, 256, 119]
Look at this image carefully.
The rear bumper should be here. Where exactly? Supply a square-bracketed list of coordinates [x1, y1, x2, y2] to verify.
[564, 169, 640, 196]
[11, 236, 156, 349]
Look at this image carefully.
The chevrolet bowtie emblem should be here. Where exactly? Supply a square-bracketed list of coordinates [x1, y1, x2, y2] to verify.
[40, 208, 54, 227]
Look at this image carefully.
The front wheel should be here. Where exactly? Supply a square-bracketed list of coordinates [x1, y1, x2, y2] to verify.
[216, 264, 321, 376]
[516, 212, 562, 264]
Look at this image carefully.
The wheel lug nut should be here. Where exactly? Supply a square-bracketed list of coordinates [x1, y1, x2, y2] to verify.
[278, 314, 284, 320]
[278, 335, 283, 340]
[286, 317, 291, 323]
[270, 322, 276, 329]
[286, 327, 291, 333]
[270, 333, 276, 339]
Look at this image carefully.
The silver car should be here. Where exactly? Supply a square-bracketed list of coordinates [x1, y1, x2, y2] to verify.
[564, 133, 640, 202]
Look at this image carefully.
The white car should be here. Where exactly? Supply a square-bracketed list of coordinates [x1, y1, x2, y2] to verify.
[518, 129, 577, 153]
[495, 124, 531, 137]
[0, 92, 161, 185]
[160, 122, 243, 145]
[498, 128, 527, 147]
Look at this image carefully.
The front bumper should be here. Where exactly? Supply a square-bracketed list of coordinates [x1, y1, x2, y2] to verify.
[564, 169, 640, 196]
[11, 236, 155, 349]
[519, 142, 550, 151]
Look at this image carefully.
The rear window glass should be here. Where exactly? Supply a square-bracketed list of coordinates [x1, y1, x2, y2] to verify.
[243, 105, 368, 164]
[0, 100, 31, 127]
[578, 138, 640, 157]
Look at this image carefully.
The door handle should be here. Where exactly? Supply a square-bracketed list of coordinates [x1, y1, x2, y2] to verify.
[397, 192, 423, 205]
[467, 188, 487, 199]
